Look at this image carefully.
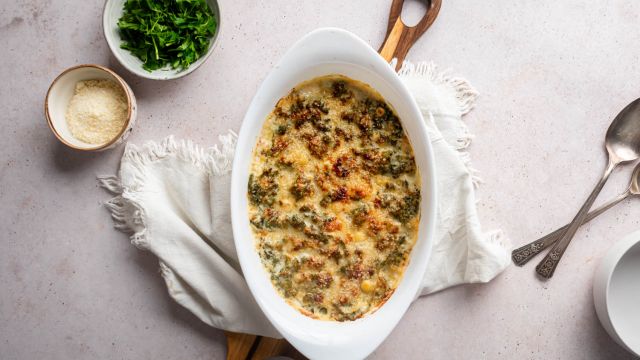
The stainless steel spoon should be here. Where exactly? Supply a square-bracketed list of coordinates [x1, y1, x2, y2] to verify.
[536, 98, 640, 279]
[513, 162, 640, 266]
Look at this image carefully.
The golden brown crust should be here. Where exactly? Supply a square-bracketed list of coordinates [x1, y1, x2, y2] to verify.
[248, 75, 421, 321]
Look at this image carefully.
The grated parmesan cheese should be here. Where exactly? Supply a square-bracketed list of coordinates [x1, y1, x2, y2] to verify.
[65, 79, 128, 145]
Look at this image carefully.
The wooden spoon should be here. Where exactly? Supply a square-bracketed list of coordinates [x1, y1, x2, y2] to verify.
[379, 0, 442, 70]
[225, 331, 302, 360]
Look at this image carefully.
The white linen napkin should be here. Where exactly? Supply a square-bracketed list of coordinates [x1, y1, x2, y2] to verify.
[99, 61, 511, 337]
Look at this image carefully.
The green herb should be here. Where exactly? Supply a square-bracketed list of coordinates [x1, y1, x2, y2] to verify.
[290, 175, 314, 200]
[350, 204, 369, 226]
[250, 208, 282, 229]
[117, 0, 217, 72]
[388, 190, 420, 224]
[248, 169, 279, 207]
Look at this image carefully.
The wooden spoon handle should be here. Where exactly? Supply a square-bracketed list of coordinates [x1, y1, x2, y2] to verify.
[225, 331, 299, 360]
[225, 331, 258, 360]
[250, 337, 288, 360]
[379, 0, 442, 70]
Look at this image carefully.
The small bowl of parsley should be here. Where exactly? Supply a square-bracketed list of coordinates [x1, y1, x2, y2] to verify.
[103, 0, 220, 80]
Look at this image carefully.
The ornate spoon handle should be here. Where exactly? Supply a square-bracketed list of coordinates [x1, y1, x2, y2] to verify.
[512, 190, 630, 266]
[536, 160, 618, 279]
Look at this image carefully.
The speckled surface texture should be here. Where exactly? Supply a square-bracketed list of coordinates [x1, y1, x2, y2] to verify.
[1, 0, 639, 359]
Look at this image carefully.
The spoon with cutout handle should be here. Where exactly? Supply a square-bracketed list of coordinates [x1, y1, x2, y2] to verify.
[512, 162, 640, 266]
[535, 98, 640, 279]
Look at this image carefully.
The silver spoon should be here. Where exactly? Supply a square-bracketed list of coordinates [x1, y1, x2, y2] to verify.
[513, 162, 640, 266]
[536, 98, 640, 279]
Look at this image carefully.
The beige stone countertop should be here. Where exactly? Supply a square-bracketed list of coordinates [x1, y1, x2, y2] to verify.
[2, 0, 639, 359]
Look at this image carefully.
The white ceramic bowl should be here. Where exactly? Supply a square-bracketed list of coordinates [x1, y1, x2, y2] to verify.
[230, 28, 437, 359]
[593, 229, 640, 357]
[45, 64, 137, 151]
[103, 0, 221, 80]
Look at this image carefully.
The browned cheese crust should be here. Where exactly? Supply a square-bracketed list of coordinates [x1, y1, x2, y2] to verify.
[248, 75, 421, 321]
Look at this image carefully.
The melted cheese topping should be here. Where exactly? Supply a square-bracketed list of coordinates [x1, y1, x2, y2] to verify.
[248, 75, 421, 321]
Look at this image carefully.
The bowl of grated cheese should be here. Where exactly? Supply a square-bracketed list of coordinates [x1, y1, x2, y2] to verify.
[45, 64, 137, 151]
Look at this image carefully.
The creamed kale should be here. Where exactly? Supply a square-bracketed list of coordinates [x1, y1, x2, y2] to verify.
[248, 75, 421, 321]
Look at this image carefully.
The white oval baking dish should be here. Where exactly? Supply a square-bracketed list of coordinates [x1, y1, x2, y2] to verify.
[230, 28, 437, 360]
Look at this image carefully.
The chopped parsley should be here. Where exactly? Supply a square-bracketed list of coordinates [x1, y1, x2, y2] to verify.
[117, 0, 217, 71]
